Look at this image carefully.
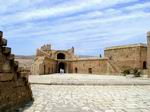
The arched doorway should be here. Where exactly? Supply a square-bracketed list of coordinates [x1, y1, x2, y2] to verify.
[88, 68, 92, 74]
[143, 61, 147, 69]
[75, 67, 78, 73]
[58, 62, 65, 73]
[57, 53, 65, 59]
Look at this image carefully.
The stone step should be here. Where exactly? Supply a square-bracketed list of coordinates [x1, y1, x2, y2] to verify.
[0, 73, 14, 81]
[7, 54, 15, 60]
[14, 61, 19, 71]
[0, 38, 7, 46]
[2, 47, 11, 54]
[2, 61, 12, 73]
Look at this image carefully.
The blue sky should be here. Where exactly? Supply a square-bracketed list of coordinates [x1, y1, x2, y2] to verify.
[0, 0, 150, 56]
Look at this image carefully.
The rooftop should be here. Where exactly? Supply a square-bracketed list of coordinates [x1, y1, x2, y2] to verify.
[105, 43, 147, 50]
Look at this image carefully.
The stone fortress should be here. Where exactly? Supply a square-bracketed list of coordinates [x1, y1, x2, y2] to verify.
[31, 31, 150, 77]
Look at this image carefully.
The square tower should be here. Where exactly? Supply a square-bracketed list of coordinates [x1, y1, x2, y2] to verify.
[147, 31, 150, 78]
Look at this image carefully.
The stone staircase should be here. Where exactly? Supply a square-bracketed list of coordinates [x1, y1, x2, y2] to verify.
[0, 31, 33, 111]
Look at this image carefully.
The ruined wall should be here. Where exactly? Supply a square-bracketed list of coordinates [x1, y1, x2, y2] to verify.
[71, 58, 109, 74]
[31, 56, 57, 75]
[43, 58, 57, 74]
[36, 44, 76, 60]
[0, 31, 32, 111]
[104, 44, 147, 72]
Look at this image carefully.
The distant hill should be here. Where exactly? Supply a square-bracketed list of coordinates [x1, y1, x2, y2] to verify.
[15, 55, 35, 59]
[15, 55, 35, 68]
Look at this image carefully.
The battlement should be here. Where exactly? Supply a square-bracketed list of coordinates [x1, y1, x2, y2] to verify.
[41, 44, 51, 51]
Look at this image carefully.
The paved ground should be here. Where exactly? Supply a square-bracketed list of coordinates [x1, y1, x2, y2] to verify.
[29, 74, 150, 85]
[19, 85, 150, 112]
[16, 74, 150, 112]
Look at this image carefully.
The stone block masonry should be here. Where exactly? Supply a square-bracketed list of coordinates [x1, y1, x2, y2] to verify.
[147, 31, 150, 78]
[0, 31, 33, 111]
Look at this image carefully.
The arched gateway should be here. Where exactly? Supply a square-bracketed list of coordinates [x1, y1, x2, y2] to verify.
[58, 62, 66, 73]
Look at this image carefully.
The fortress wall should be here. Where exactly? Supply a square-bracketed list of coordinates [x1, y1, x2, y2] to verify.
[31, 57, 44, 75]
[71, 59, 108, 74]
[104, 45, 147, 72]
[31, 57, 57, 75]
[43, 58, 57, 74]
[0, 31, 32, 111]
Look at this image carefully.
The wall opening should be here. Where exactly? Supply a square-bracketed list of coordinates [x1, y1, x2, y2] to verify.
[88, 68, 92, 74]
[75, 67, 78, 73]
[143, 61, 147, 69]
[58, 62, 65, 73]
[48, 67, 50, 73]
[44, 65, 46, 74]
[57, 53, 65, 59]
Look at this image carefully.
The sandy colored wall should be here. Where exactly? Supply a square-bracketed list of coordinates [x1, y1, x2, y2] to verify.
[147, 32, 150, 77]
[0, 31, 32, 111]
[43, 58, 57, 74]
[70, 59, 109, 74]
[31, 57, 57, 75]
[104, 45, 147, 72]
[140, 47, 147, 69]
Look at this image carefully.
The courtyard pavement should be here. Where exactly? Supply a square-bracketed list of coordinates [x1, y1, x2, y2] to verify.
[17, 74, 150, 112]
[29, 73, 150, 85]
[19, 85, 150, 112]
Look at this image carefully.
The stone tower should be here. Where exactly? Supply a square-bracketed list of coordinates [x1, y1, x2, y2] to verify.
[147, 31, 150, 78]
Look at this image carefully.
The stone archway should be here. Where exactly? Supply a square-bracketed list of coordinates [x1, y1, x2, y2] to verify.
[58, 62, 66, 73]
[57, 53, 65, 59]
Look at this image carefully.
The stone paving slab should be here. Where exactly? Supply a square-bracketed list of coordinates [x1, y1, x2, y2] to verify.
[29, 74, 150, 85]
[18, 85, 150, 112]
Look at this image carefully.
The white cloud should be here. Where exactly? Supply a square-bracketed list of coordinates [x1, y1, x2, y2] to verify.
[0, 0, 150, 55]
[125, 2, 150, 10]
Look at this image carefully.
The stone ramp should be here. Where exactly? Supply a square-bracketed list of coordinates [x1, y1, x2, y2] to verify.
[29, 74, 150, 85]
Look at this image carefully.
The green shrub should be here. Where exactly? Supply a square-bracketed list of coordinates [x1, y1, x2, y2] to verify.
[122, 69, 130, 76]
[133, 68, 142, 77]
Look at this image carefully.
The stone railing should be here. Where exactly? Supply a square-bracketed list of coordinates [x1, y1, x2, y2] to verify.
[0, 31, 33, 111]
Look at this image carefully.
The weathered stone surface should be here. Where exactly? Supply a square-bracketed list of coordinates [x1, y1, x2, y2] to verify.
[8, 54, 15, 60]
[31, 43, 148, 75]
[14, 61, 19, 67]
[0, 31, 32, 111]
[19, 85, 150, 112]
[147, 31, 150, 37]
[105, 43, 147, 73]
[2, 47, 11, 54]
[147, 31, 150, 78]
[0, 73, 14, 81]
[2, 61, 11, 72]
[0, 38, 7, 46]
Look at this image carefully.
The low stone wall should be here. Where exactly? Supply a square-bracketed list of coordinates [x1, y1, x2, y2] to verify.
[0, 31, 32, 111]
